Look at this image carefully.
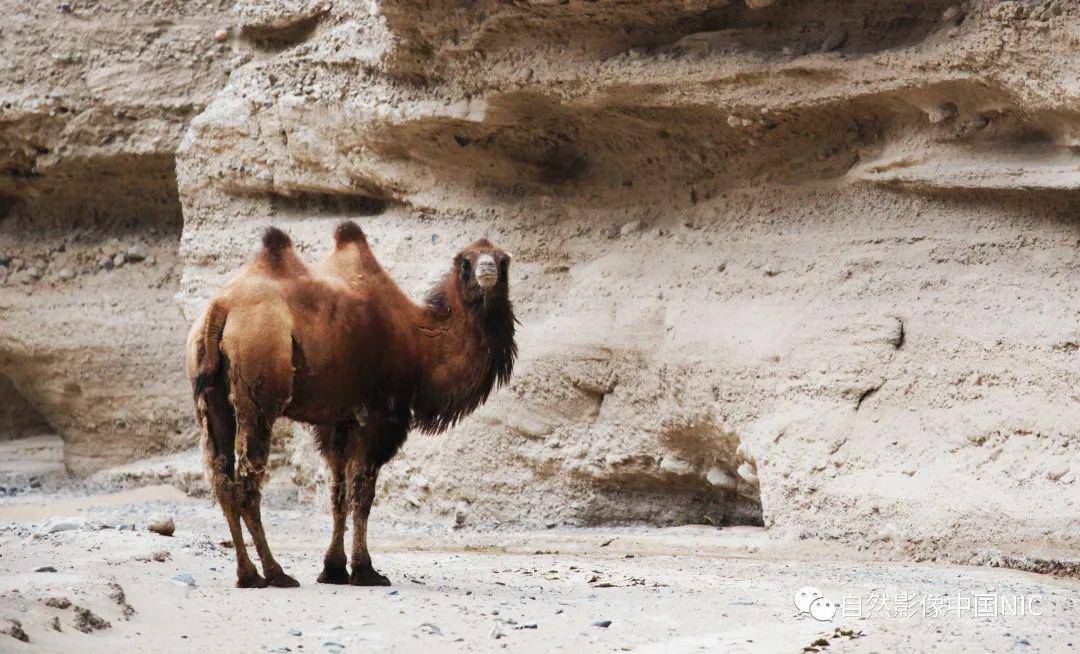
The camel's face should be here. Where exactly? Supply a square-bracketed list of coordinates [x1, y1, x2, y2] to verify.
[455, 238, 511, 299]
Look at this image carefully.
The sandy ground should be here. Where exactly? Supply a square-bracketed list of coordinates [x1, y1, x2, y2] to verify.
[1, 439, 1078, 653]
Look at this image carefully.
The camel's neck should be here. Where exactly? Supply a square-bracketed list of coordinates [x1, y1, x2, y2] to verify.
[409, 277, 516, 434]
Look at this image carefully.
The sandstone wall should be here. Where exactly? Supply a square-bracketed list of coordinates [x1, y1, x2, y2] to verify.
[2, 0, 1078, 567]
[175, 0, 1080, 565]
[0, 0, 238, 471]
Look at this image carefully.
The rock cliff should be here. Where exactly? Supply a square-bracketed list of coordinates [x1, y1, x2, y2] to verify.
[2, 0, 1078, 567]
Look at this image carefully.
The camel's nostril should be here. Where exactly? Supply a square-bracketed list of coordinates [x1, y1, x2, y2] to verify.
[476, 255, 498, 287]
[476, 267, 497, 288]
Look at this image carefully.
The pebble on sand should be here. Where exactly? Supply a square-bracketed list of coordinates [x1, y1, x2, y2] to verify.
[36, 516, 84, 535]
[1047, 461, 1070, 481]
[148, 514, 175, 537]
[126, 245, 149, 262]
[171, 572, 196, 588]
[592, 620, 613, 628]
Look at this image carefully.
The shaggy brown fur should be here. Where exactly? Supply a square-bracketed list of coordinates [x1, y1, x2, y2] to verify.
[186, 221, 516, 588]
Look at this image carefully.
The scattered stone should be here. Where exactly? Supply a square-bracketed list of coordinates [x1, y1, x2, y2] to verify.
[419, 622, 442, 635]
[928, 103, 958, 124]
[737, 462, 759, 483]
[125, 245, 149, 262]
[58, 267, 75, 280]
[44, 596, 71, 609]
[592, 620, 612, 628]
[489, 625, 505, 639]
[214, 28, 230, 42]
[821, 28, 847, 52]
[171, 572, 196, 588]
[35, 565, 57, 573]
[112, 253, 126, 268]
[515, 622, 538, 630]
[659, 456, 695, 475]
[73, 606, 111, 633]
[148, 514, 175, 537]
[288, 628, 302, 636]
[37, 516, 84, 535]
[706, 467, 738, 489]
[942, 5, 965, 24]
[58, 1, 72, 12]
[764, 263, 780, 276]
[4, 619, 29, 642]
[1047, 462, 1070, 481]
[967, 116, 989, 130]
[323, 642, 345, 650]
[619, 220, 642, 236]
[50, 616, 61, 632]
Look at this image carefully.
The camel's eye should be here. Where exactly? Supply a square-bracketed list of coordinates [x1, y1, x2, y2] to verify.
[459, 258, 471, 276]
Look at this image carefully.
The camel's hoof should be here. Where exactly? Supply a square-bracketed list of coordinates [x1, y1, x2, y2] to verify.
[349, 567, 391, 587]
[266, 570, 300, 588]
[317, 566, 350, 585]
[236, 572, 269, 588]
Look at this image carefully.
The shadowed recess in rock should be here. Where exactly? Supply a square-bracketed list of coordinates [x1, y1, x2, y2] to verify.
[0, 372, 52, 441]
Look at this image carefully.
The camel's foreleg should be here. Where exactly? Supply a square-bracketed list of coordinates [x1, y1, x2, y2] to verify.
[345, 408, 407, 587]
[347, 459, 389, 586]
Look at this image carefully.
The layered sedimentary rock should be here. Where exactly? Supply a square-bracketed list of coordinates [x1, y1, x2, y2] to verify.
[3, 0, 1078, 566]
[175, 0, 1080, 563]
[0, 0, 237, 471]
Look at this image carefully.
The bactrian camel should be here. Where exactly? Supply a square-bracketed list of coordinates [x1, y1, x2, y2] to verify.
[186, 221, 516, 587]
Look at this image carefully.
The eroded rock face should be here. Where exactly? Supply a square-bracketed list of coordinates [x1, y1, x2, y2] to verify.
[175, 0, 1080, 558]
[0, 0, 237, 472]
[4, 0, 1079, 562]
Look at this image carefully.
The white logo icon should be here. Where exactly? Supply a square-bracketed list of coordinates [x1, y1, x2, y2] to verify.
[794, 586, 837, 621]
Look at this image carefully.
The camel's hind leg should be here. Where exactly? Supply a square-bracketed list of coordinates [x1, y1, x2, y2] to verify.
[236, 416, 299, 588]
[197, 369, 265, 588]
[316, 422, 351, 585]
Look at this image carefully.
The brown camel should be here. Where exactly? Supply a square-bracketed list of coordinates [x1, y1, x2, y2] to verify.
[186, 221, 516, 588]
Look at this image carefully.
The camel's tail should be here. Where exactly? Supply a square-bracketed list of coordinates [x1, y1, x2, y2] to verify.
[193, 300, 228, 399]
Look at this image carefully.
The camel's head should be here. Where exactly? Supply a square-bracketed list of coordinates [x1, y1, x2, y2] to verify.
[453, 238, 511, 302]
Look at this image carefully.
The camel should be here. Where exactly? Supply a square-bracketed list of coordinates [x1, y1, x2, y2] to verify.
[186, 221, 516, 588]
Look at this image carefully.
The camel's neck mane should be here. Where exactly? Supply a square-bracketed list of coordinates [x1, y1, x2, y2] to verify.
[409, 274, 517, 434]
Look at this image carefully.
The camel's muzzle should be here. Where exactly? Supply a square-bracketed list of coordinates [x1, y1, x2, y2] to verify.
[475, 254, 498, 289]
